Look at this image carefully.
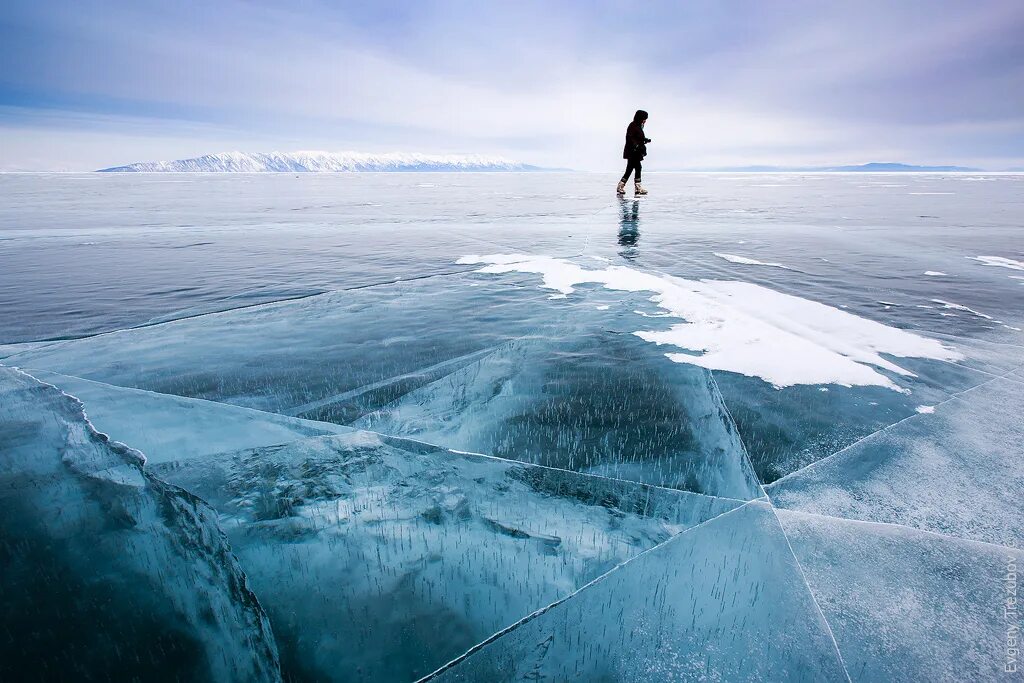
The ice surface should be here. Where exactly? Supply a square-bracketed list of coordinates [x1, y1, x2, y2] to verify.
[0, 341, 56, 359]
[969, 255, 1024, 271]
[714, 252, 792, 268]
[6, 275, 555, 416]
[3, 172, 1023, 681]
[715, 354, 992, 482]
[767, 377, 1024, 547]
[152, 430, 741, 682]
[778, 509, 1024, 682]
[0, 367, 281, 682]
[30, 370, 351, 465]
[0, 173, 606, 343]
[932, 298, 1000, 322]
[357, 336, 763, 498]
[924, 330, 1024, 376]
[9, 272, 766, 495]
[426, 501, 849, 682]
[459, 253, 962, 390]
[6, 361, 742, 681]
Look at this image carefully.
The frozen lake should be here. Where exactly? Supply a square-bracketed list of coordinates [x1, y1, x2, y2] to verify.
[3, 172, 1022, 344]
[1, 172, 1022, 681]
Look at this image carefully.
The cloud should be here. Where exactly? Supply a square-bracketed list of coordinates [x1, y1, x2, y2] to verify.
[1, 0, 1022, 170]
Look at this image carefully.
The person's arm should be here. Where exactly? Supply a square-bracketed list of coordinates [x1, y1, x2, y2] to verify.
[630, 123, 651, 145]
[628, 123, 646, 147]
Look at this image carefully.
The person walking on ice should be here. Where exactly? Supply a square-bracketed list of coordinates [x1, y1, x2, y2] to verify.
[617, 109, 650, 196]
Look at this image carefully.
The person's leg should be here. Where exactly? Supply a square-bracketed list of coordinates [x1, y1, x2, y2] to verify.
[618, 160, 634, 193]
[621, 159, 636, 182]
[633, 160, 647, 194]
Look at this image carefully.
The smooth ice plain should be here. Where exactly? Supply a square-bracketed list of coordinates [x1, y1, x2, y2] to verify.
[1, 172, 1023, 682]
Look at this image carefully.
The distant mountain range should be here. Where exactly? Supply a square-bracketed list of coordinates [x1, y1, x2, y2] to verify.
[95, 154, 1015, 174]
[704, 162, 984, 172]
[98, 151, 546, 172]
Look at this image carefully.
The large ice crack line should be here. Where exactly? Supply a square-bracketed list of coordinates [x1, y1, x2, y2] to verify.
[458, 254, 962, 391]
[766, 359, 1024, 489]
[418, 500, 759, 682]
[704, 365, 853, 683]
[283, 346, 498, 417]
[766, 503, 854, 683]
[774, 508, 1024, 555]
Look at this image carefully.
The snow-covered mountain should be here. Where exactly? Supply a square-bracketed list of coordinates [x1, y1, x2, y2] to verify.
[99, 150, 545, 172]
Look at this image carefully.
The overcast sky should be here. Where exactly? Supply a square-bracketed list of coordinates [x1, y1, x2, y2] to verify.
[2, 0, 1022, 171]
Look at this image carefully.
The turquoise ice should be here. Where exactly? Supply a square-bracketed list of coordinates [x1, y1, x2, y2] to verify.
[2, 172, 1022, 681]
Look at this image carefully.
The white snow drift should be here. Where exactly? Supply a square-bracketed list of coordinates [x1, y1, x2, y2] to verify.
[458, 254, 961, 390]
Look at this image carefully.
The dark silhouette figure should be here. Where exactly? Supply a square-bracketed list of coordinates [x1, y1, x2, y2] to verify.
[618, 110, 650, 196]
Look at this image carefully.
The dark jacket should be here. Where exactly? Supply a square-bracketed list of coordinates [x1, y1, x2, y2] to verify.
[623, 110, 650, 160]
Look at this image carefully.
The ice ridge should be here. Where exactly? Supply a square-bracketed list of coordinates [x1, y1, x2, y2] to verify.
[0, 366, 283, 682]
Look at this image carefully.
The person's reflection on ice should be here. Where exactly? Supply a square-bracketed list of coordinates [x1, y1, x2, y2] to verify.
[618, 198, 640, 259]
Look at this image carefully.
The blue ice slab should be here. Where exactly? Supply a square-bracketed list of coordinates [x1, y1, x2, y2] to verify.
[10, 270, 765, 497]
[7, 274, 558, 415]
[0, 367, 281, 682]
[449, 251, 999, 488]
[30, 370, 351, 465]
[0, 341, 57, 359]
[426, 501, 849, 682]
[714, 353, 990, 483]
[3, 170, 1023, 682]
[154, 432, 742, 682]
[768, 377, 1024, 548]
[778, 509, 1024, 682]
[358, 336, 763, 499]
[925, 330, 1024, 376]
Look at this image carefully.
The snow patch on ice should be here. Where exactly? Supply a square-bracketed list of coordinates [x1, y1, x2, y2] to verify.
[931, 299, 998, 321]
[968, 255, 1024, 271]
[915, 405, 935, 414]
[458, 254, 962, 390]
[714, 253, 791, 269]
